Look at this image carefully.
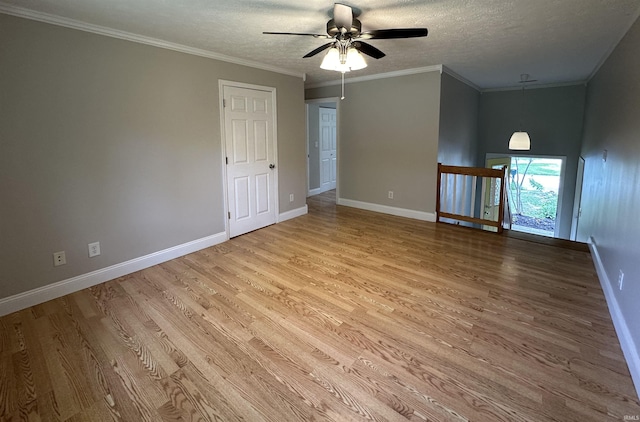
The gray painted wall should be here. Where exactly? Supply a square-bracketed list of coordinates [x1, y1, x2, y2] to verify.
[438, 72, 479, 167]
[477, 85, 587, 239]
[437, 72, 480, 222]
[579, 17, 640, 356]
[306, 71, 441, 214]
[0, 14, 306, 299]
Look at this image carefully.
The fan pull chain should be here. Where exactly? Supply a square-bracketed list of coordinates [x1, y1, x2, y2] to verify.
[341, 72, 345, 100]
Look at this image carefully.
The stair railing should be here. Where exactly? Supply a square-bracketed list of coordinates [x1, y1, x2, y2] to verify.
[436, 163, 509, 233]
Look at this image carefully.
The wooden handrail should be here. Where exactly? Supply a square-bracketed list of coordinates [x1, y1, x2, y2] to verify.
[439, 164, 505, 179]
[436, 163, 508, 233]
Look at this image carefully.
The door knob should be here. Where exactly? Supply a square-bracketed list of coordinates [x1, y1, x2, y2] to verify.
[269, 163, 275, 169]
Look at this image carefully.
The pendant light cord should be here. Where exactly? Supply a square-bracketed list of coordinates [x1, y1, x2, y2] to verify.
[519, 84, 525, 130]
[518, 73, 530, 130]
[341, 72, 345, 100]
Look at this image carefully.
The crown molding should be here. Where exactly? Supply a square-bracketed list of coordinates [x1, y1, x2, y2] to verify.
[588, 4, 640, 83]
[0, 3, 305, 80]
[305, 65, 443, 89]
[481, 80, 587, 93]
[441, 66, 481, 92]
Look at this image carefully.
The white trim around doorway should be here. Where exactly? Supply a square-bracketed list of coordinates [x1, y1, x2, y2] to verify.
[305, 97, 341, 199]
[486, 153, 567, 238]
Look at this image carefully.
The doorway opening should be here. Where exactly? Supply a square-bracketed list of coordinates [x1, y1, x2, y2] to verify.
[306, 98, 339, 198]
[487, 155, 565, 238]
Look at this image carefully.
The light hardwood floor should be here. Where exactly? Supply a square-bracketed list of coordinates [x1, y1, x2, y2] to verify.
[1, 190, 639, 421]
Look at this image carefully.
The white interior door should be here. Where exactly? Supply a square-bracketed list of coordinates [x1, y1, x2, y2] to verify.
[319, 107, 336, 192]
[223, 85, 277, 238]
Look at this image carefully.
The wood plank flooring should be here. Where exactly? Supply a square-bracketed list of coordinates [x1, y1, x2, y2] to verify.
[1, 190, 639, 421]
[501, 230, 589, 252]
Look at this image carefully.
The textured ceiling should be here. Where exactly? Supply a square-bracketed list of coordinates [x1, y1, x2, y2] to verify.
[2, 0, 640, 89]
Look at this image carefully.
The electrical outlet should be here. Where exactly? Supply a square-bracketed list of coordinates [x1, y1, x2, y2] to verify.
[88, 241, 101, 258]
[289, 193, 294, 202]
[618, 270, 624, 291]
[53, 251, 66, 267]
[388, 191, 394, 199]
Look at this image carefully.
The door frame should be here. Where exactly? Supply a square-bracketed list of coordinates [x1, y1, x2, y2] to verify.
[570, 156, 585, 241]
[486, 153, 566, 238]
[305, 97, 341, 199]
[484, 157, 512, 231]
[219, 80, 279, 239]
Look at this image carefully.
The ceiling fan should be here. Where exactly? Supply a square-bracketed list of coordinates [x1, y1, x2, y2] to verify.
[263, 3, 428, 67]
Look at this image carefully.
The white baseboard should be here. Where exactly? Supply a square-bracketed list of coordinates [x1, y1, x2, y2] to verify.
[589, 237, 640, 400]
[0, 232, 227, 317]
[308, 187, 323, 196]
[279, 205, 308, 222]
[337, 198, 437, 222]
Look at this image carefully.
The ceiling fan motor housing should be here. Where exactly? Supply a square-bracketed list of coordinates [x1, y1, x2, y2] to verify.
[326, 18, 362, 38]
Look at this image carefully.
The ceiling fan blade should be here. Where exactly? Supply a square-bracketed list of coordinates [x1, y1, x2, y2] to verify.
[360, 28, 428, 40]
[263, 31, 330, 39]
[303, 42, 335, 58]
[353, 41, 385, 59]
[333, 3, 353, 32]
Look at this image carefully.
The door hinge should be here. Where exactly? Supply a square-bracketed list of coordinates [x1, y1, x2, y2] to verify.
[226, 156, 228, 165]
[223, 99, 226, 108]
[228, 211, 231, 219]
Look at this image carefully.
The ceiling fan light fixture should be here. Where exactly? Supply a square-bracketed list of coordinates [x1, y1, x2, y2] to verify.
[320, 45, 367, 72]
[320, 47, 342, 71]
[263, 2, 429, 73]
[345, 47, 367, 70]
[509, 131, 531, 150]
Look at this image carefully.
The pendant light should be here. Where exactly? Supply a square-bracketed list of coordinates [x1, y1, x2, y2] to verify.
[509, 74, 533, 150]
